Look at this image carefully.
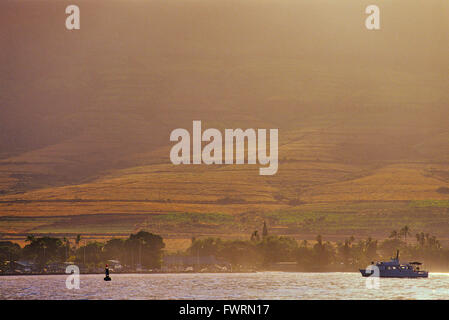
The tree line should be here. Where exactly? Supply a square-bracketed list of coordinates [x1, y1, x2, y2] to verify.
[185, 225, 449, 271]
[0, 231, 164, 271]
[1, 225, 449, 272]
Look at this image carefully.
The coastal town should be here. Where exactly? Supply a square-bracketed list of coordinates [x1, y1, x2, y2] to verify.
[1, 224, 448, 275]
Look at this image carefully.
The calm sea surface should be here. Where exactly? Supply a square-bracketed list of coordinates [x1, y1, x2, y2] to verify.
[1, 272, 449, 300]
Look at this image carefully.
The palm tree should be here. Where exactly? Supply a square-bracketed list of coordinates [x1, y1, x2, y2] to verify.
[63, 237, 70, 262]
[400, 225, 410, 242]
[75, 234, 81, 248]
[251, 230, 260, 242]
[348, 236, 355, 245]
[42, 244, 47, 265]
[389, 230, 398, 239]
[415, 233, 421, 245]
[416, 232, 425, 247]
[262, 221, 268, 238]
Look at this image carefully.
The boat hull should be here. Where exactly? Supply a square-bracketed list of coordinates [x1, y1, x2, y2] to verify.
[359, 269, 428, 278]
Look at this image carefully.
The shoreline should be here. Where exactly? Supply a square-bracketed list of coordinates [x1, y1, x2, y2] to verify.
[0, 270, 360, 276]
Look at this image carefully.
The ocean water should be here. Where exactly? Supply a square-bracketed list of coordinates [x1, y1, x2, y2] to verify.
[1, 272, 448, 300]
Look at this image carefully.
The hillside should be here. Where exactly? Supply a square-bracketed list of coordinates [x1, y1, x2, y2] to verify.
[1, 0, 449, 245]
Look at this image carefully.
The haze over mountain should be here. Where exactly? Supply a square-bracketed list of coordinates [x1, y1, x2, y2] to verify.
[1, 0, 448, 242]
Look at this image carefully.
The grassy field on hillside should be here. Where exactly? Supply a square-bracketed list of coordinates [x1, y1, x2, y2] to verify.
[1, 0, 449, 247]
